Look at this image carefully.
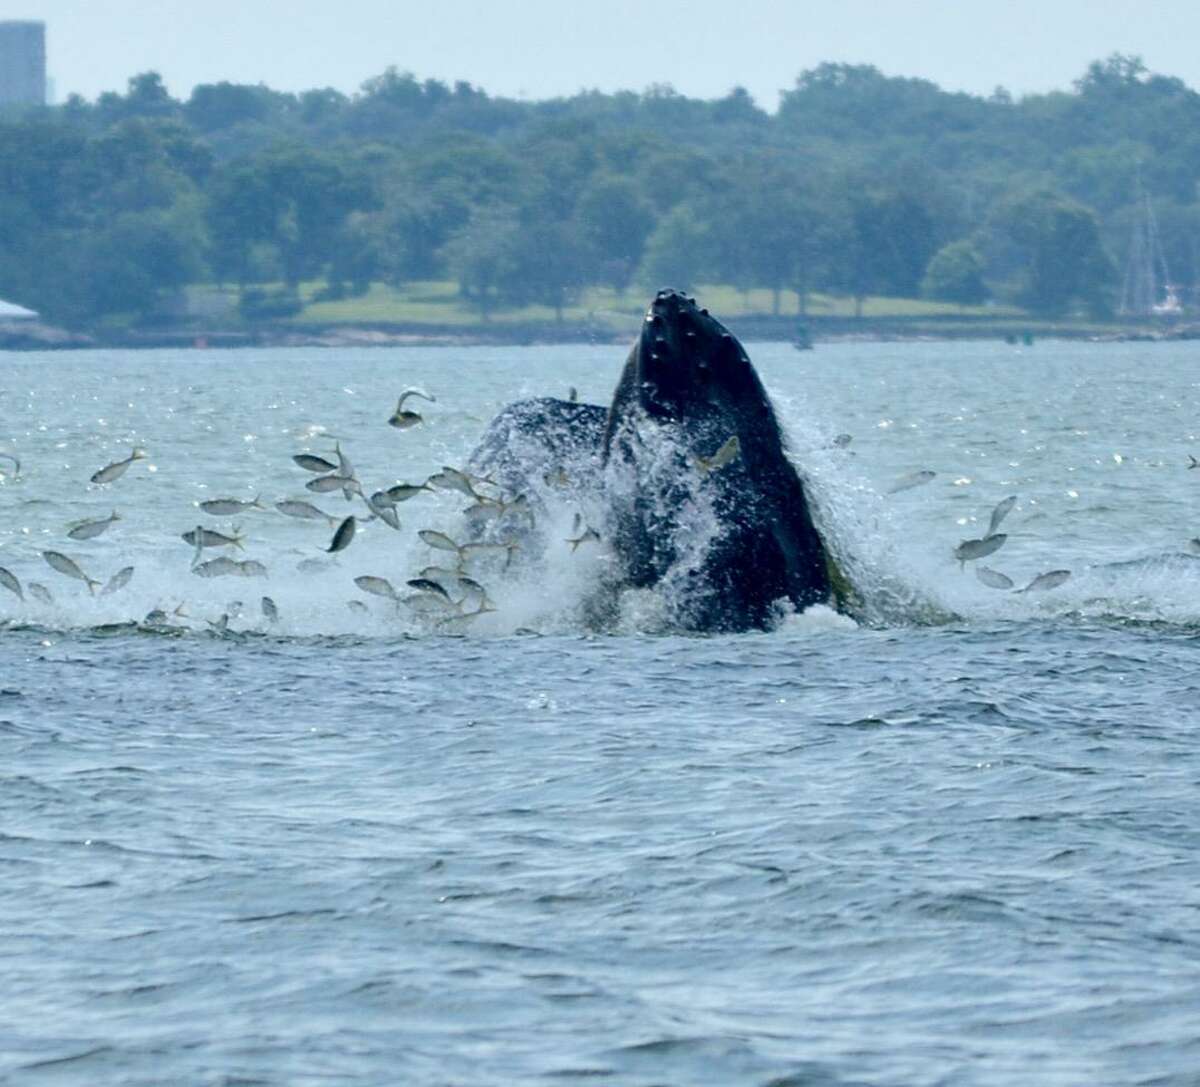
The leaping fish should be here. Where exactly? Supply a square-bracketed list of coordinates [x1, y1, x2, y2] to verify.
[100, 566, 134, 596]
[192, 557, 242, 579]
[90, 448, 146, 485]
[326, 516, 356, 554]
[695, 435, 741, 475]
[199, 496, 267, 516]
[975, 566, 1014, 590]
[384, 481, 434, 503]
[354, 575, 399, 601]
[985, 495, 1018, 538]
[275, 500, 337, 526]
[406, 578, 453, 603]
[417, 529, 463, 555]
[1017, 569, 1071, 593]
[306, 475, 361, 496]
[428, 466, 485, 499]
[954, 534, 1007, 568]
[181, 527, 246, 551]
[293, 453, 338, 473]
[388, 388, 436, 429]
[67, 511, 121, 541]
[0, 566, 23, 601]
[42, 551, 100, 594]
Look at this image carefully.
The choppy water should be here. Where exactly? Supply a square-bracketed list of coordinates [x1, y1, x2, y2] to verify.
[2, 340, 1199, 1085]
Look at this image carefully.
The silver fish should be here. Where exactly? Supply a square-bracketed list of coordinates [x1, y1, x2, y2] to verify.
[1018, 569, 1071, 593]
[27, 582, 53, 605]
[354, 575, 398, 600]
[388, 388, 436, 428]
[388, 409, 424, 430]
[276, 500, 337, 525]
[985, 495, 1018, 538]
[199, 496, 266, 516]
[460, 541, 517, 561]
[360, 491, 400, 530]
[418, 529, 462, 554]
[296, 558, 333, 574]
[192, 557, 242, 578]
[42, 550, 100, 594]
[401, 592, 457, 614]
[463, 502, 501, 524]
[261, 596, 279, 623]
[888, 469, 936, 494]
[954, 534, 1007, 566]
[0, 566, 23, 601]
[90, 448, 146, 485]
[326, 516, 356, 554]
[976, 566, 1014, 590]
[832, 433, 853, 448]
[235, 560, 268, 578]
[428, 466, 480, 499]
[293, 453, 338, 473]
[67, 510, 121, 541]
[306, 475, 361, 496]
[406, 577, 453, 602]
[181, 527, 245, 551]
[100, 566, 134, 596]
[346, 600, 369, 614]
[695, 435, 741, 474]
[384, 482, 433, 503]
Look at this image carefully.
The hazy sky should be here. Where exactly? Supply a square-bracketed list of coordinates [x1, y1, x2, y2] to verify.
[4, 0, 1199, 109]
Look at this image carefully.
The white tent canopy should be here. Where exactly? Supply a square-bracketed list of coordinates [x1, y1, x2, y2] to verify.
[0, 298, 37, 320]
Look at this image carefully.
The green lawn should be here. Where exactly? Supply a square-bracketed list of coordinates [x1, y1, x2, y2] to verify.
[188, 281, 1024, 329]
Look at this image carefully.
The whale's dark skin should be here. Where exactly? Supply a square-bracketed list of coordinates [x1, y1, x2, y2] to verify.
[467, 289, 834, 632]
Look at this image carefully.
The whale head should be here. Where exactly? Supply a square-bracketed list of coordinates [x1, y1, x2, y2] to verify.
[632, 288, 752, 420]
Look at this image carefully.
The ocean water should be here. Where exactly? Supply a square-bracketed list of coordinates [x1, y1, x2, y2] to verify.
[1, 339, 1199, 1085]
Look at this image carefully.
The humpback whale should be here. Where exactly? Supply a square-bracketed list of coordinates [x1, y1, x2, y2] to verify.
[468, 289, 837, 632]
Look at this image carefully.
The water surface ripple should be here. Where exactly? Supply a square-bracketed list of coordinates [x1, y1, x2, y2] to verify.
[2, 342, 1199, 1085]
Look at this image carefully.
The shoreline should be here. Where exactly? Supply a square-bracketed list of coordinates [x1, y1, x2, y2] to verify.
[3, 314, 1198, 351]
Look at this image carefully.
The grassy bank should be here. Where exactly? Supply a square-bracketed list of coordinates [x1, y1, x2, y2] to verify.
[135, 282, 1193, 349]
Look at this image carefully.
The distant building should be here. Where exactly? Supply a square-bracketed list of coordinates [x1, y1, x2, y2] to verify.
[0, 21, 46, 107]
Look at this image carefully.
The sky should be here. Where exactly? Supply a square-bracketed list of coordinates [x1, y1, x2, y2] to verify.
[3, 0, 1199, 110]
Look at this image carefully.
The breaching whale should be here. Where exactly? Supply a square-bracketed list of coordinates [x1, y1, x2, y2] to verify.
[467, 289, 838, 632]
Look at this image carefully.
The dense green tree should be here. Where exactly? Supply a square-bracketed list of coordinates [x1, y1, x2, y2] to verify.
[983, 190, 1115, 316]
[637, 204, 715, 293]
[574, 176, 655, 292]
[921, 240, 988, 304]
[4, 52, 1200, 329]
[440, 209, 521, 319]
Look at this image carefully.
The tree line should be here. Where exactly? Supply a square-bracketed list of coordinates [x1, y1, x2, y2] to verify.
[1, 54, 1198, 328]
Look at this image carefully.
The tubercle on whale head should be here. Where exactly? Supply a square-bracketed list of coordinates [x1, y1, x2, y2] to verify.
[635, 288, 748, 418]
